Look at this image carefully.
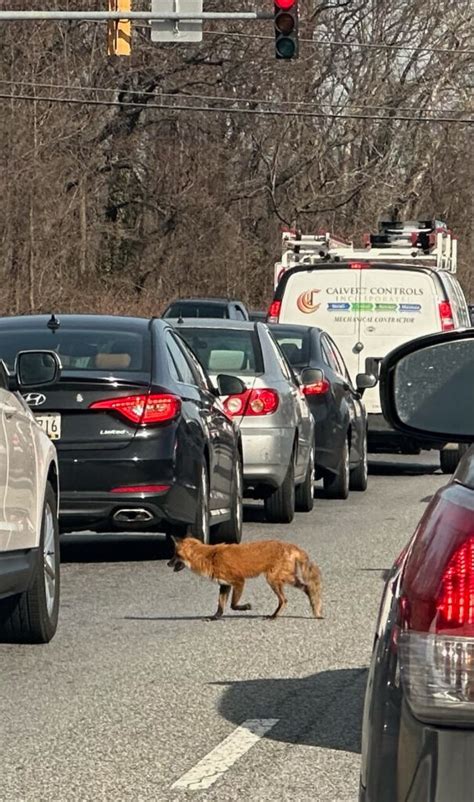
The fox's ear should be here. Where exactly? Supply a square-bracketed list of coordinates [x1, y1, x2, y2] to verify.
[170, 535, 183, 549]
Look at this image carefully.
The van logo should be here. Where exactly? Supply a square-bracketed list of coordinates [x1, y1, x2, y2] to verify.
[23, 392, 47, 407]
[297, 289, 321, 314]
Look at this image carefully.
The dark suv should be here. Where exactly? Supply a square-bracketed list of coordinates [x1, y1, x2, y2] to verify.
[162, 298, 249, 320]
[0, 315, 244, 543]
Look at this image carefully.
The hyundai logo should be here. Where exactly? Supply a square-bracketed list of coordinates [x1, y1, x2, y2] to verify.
[23, 392, 47, 407]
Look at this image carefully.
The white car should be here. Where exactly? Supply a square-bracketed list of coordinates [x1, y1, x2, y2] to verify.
[0, 351, 61, 643]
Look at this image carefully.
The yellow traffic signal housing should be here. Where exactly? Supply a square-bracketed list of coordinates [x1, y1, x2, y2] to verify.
[108, 0, 131, 56]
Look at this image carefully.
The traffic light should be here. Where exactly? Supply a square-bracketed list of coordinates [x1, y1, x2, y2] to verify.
[274, 0, 298, 60]
[108, 0, 131, 57]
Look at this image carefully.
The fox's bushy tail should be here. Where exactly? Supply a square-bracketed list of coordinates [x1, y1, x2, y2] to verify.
[297, 555, 323, 619]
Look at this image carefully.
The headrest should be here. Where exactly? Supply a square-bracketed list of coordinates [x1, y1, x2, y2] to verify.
[208, 350, 245, 372]
[280, 342, 300, 363]
[94, 353, 131, 370]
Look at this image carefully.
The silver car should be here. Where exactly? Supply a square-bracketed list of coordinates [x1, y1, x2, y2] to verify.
[172, 319, 314, 523]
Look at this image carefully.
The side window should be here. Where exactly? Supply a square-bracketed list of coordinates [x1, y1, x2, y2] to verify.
[327, 336, 351, 382]
[166, 333, 197, 386]
[177, 337, 210, 392]
[266, 330, 294, 383]
[452, 280, 470, 327]
[320, 336, 338, 373]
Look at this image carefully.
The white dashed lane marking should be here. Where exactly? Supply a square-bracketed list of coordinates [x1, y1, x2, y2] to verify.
[171, 718, 279, 791]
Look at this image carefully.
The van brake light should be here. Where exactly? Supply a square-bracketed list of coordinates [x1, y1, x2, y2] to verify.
[267, 300, 281, 323]
[349, 261, 371, 269]
[439, 301, 455, 331]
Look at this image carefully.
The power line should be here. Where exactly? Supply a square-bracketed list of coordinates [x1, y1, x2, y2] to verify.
[0, 78, 459, 114]
[0, 91, 472, 125]
[209, 30, 474, 55]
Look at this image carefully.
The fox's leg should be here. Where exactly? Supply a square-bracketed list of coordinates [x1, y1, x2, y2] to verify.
[267, 581, 287, 619]
[212, 585, 231, 620]
[231, 580, 252, 612]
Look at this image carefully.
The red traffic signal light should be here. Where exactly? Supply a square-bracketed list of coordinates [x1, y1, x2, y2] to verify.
[274, 0, 298, 60]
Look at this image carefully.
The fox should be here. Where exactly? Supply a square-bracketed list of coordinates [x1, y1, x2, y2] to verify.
[167, 536, 323, 621]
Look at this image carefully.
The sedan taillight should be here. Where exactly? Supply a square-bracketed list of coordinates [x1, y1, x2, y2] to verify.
[224, 388, 279, 417]
[397, 489, 474, 724]
[89, 393, 181, 424]
[302, 379, 330, 396]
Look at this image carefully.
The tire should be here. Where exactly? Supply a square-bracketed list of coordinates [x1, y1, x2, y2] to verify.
[193, 462, 210, 543]
[212, 456, 243, 544]
[440, 444, 469, 475]
[295, 447, 314, 512]
[264, 456, 295, 524]
[350, 432, 368, 491]
[0, 482, 60, 644]
[324, 438, 350, 499]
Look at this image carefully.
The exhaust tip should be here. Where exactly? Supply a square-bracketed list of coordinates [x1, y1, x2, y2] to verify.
[113, 508, 154, 524]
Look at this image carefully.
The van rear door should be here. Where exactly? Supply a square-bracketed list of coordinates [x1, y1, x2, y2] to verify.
[357, 266, 442, 412]
[279, 264, 445, 414]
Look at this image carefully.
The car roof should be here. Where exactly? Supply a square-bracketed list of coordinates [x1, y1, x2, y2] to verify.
[0, 314, 155, 331]
[268, 323, 322, 336]
[166, 297, 244, 306]
[171, 318, 257, 331]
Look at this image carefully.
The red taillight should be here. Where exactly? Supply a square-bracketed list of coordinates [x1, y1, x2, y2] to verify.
[439, 300, 455, 331]
[401, 488, 474, 635]
[111, 484, 170, 494]
[349, 261, 371, 269]
[397, 487, 474, 725]
[224, 388, 279, 417]
[267, 300, 281, 323]
[89, 393, 181, 424]
[436, 537, 474, 630]
[302, 379, 330, 396]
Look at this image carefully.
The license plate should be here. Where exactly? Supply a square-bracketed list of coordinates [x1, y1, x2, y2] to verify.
[35, 413, 61, 441]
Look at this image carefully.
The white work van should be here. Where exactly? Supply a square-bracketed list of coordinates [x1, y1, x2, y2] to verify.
[268, 221, 471, 471]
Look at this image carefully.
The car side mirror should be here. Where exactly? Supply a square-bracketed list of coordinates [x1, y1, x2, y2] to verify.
[380, 330, 474, 441]
[356, 373, 377, 395]
[15, 350, 61, 388]
[365, 357, 382, 379]
[300, 367, 324, 386]
[215, 374, 246, 396]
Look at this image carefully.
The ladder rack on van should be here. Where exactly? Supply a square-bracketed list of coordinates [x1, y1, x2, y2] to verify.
[362, 220, 457, 273]
[274, 220, 457, 287]
[275, 229, 353, 286]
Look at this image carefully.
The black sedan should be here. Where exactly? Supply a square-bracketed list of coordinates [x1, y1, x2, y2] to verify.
[360, 328, 474, 802]
[270, 324, 375, 498]
[0, 315, 244, 543]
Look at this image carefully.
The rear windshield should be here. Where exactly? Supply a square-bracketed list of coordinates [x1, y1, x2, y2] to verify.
[271, 329, 310, 367]
[0, 329, 150, 372]
[163, 302, 228, 319]
[177, 327, 262, 374]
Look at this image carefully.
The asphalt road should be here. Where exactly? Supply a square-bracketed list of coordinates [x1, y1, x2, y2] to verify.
[0, 454, 446, 802]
